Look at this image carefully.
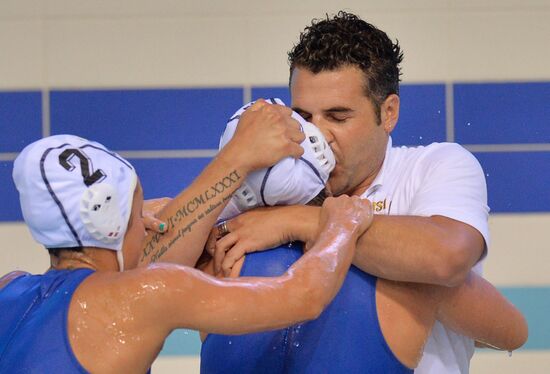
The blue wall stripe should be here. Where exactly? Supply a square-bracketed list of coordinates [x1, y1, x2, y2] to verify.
[1, 83, 549, 217]
[251, 84, 447, 146]
[393, 84, 446, 146]
[0, 91, 42, 153]
[159, 286, 550, 356]
[454, 82, 550, 145]
[130, 157, 213, 200]
[50, 88, 243, 151]
[251, 86, 291, 104]
[474, 152, 550, 213]
[0, 161, 21, 221]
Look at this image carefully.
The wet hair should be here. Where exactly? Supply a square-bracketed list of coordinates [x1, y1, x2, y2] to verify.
[47, 247, 84, 257]
[288, 11, 403, 122]
[306, 188, 329, 207]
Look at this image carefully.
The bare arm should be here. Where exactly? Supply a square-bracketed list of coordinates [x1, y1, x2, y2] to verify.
[352, 214, 484, 286]
[286, 208, 485, 286]
[70, 197, 371, 373]
[214, 143, 488, 286]
[138, 101, 305, 267]
[375, 271, 527, 368]
[151, 196, 371, 335]
[217, 205, 484, 286]
[435, 272, 528, 351]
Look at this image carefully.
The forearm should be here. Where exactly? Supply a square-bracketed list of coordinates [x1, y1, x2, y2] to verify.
[435, 272, 528, 351]
[284, 206, 483, 286]
[139, 145, 250, 267]
[164, 209, 358, 335]
[353, 215, 485, 286]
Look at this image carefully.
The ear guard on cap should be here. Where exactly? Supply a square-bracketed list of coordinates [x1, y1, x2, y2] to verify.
[301, 122, 336, 176]
[80, 183, 124, 244]
[232, 182, 259, 211]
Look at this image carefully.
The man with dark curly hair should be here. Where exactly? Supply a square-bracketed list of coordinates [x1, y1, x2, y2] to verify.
[211, 11, 491, 373]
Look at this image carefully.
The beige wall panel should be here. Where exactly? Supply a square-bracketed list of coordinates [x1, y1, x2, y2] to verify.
[356, 12, 452, 84]
[448, 10, 550, 81]
[0, 1, 43, 20]
[45, 17, 249, 88]
[245, 11, 453, 85]
[451, 1, 550, 11]
[0, 20, 44, 89]
[43, 0, 451, 18]
[0, 223, 49, 275]
[243, 14, 317, 85]
[151, 356, 200, 374]
[485, 214, 550, 286]
[471, 350, 550, 374]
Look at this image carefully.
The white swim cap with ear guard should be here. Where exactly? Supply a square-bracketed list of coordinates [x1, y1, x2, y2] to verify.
[13, 135, 137, 271]
[218, 98, 336, 221]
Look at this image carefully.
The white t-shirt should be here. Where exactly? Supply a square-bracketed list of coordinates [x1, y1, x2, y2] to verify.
[359, 137, 489, 374]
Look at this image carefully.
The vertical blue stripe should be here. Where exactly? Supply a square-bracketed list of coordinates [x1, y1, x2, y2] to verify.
[0, 161, 22, 221]
[0, 91, 42, 153]
[393, 84, 447, 146]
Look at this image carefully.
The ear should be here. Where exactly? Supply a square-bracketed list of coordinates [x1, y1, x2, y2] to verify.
[381, 94, 400, 134]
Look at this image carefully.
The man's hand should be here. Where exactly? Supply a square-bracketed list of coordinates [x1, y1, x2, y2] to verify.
[208, 206, 295, 276]
[222, 99, 306, 173]
[143, 197, 171, 233]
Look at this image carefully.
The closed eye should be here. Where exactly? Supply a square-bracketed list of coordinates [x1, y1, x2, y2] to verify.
[328, 114, 350, 123]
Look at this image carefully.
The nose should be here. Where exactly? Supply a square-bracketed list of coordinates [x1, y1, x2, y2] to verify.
[311, 116, 334, 145]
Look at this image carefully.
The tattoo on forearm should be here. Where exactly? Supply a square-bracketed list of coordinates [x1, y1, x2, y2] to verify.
[141, 170, 240, 263]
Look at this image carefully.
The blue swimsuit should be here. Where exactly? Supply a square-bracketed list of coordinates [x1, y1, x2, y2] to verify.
[0, 268, 94, 373]
[201, 243, 412, 373]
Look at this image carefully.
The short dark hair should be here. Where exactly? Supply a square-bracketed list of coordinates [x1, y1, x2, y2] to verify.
[288, 11, 403, 122]
[306, 188, 329, 207]
[47, 247, 83, 257]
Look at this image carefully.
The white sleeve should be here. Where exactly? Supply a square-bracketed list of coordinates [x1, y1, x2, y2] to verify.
[409, 143, 490, 252]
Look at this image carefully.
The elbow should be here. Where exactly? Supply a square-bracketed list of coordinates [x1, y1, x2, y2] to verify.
[291, 277, 328, 321]
[433, 243, 475, 287]
[509, 314, 529, 351]
[302, 285, 327, 320]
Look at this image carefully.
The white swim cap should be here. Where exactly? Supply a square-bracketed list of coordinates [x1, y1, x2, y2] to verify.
[13, 135, 137, 270]
[218, 98, 335, 220]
